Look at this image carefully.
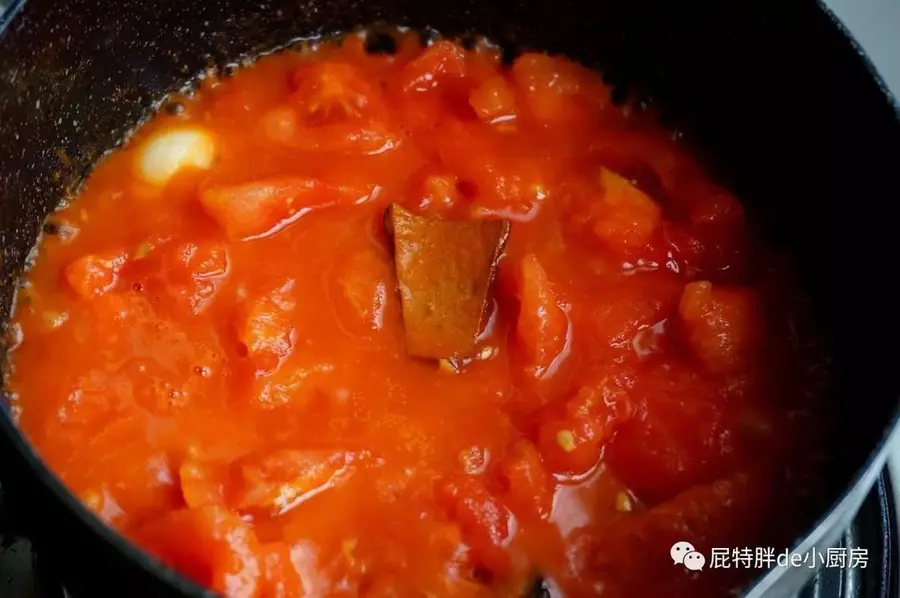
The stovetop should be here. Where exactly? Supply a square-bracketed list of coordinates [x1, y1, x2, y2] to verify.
[0, 469, 895, 598]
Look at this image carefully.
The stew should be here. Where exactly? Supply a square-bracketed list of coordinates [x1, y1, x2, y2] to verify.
[5, 29, 831, 598]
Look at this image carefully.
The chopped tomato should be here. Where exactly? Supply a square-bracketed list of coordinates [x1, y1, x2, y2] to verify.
[434, 476, 514, 576]
[592, 167, 662, 252]
[538, 371, 636, 475]
[180, 449, 355, 516]
[237, 279, 297, 375]
[157, 241, 230, 314]
[330, 247, 394, 335]
[85, 292, 153, 341]
[582, 272, 682, 353]
[434, 118, 552, 220]
[135, 505, 263, 598]
[498, 439, 552, 519]
[200, 177, 372, 240]
[590, 472, 767, 597]
[262, 106, 401, 155]
[250, 355, 335, 410]
[165, 240, 229, 280]
[515, 254, 569, 375]
[291, 61, 382, 123]
[679, 281, 759, 374]
[260, 105, 301, 144]
[512, 53, 609, 126]
[65, 417, 181, 525]
[64, 252, 127, 298]
[605, 360, 739, 503]
[469, 75, 517, 130]
[400, 40, 466, 92]
[410, 172, 464, 215]
[230, 449, 352, 515]
[206, 62, 292, 127]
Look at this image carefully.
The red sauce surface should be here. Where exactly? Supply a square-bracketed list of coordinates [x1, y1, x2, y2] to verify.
[6, 31, 831, 598]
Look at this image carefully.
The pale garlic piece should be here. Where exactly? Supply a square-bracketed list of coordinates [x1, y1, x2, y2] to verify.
[136, 126, 215, 185]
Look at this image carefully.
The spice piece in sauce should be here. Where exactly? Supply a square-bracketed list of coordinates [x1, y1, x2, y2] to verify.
[388, 204, 510, 359]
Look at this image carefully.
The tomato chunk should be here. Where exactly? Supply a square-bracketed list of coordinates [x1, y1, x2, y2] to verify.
[584, 273, 682, 353]
[165, 240, 229, 280]
[291, 61, 381, 122]
[262, 105, 400, 155]
[434, 476, 514, 576]
[64, 252, 127, 298]
[435, 119, 552, 220]
[592, 167, 662, 253]
[590, 472, 766, 597]
[278, 60, 401, 152]
[180, 448, 357, 516]
[512, 53, 609, 125]
[238, 280, 297, 375]
[605, 360, 738, 503]
[469, 75, 517, 130]
[538, 370, 636, 475]
[515, 254, 569, 375]
[411, 173, 464, 215]
[679, 281, 759, 374]
[330, 247, 395, 335]
[230, 449, 352, 515]
[136, 505, 263, 598]
[200, 177, 371, 240]
[498, 439, 552, 519]
[400, 40, 467, 92]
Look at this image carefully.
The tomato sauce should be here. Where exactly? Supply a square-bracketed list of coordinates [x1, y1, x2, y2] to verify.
[6, 30, 831, 598]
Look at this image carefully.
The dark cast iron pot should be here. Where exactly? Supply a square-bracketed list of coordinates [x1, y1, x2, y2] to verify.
[1, 0, 899, 596]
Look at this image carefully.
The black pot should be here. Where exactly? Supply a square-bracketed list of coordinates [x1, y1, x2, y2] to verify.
[1, 0, 899, 596]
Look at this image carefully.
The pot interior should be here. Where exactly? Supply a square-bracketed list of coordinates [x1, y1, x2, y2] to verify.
[1, 0, 900, 595]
